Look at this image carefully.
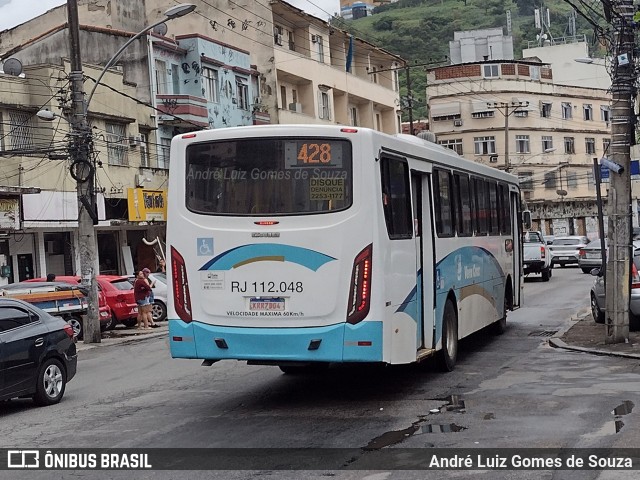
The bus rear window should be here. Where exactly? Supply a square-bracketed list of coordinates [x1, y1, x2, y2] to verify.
[185, 138, 353, 215]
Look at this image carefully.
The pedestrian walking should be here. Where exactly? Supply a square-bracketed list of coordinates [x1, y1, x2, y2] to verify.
[46, 273, 56, 282]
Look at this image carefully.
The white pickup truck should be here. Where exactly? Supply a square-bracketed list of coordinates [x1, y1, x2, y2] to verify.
[523, 231, 552, 281]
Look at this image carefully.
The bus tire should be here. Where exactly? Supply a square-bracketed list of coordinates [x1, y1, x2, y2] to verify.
[492, 288, 509, 335]
[437, 299, 458, 372]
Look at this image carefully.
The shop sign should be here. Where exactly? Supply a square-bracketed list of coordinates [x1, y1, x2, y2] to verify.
[0, 198, 20, 229]
[127, 189, 167, 222]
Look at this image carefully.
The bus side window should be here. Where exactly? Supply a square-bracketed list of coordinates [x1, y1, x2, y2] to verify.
[380, 156, 413, 239]
[454, 173, 472, 237]
[488, 181, 499, 235]
[473, 177, 488, 235]
[434, 168, 454, 237]
[499, 183, 511, 234]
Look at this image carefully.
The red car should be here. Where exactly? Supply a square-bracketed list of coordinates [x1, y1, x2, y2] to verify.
[27, 275, 138, 329]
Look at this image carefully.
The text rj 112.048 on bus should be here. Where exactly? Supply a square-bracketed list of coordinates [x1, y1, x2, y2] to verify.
[166, 125, 523, 374]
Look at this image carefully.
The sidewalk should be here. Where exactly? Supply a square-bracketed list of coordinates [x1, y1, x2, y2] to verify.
[75, 323, 168, 352]
[550, 307, 640, 359]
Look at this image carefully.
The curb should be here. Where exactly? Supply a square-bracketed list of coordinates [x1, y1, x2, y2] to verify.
[76, 328, 167, 352]
[549, 307, 640, 359]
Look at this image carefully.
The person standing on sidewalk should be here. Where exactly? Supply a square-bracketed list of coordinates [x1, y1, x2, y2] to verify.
[134, 270, 152, 330]
[142, 268, 159, 328]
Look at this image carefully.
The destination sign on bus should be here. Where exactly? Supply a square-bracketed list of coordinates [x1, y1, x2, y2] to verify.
[284, 141, 343, 169]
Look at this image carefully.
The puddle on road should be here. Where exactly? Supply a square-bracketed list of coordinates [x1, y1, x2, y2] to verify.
[430, 394, 466, 412]
[364, 395, 467, 450]
[611, 400, 635, 433]
[612, 400, 634, 416]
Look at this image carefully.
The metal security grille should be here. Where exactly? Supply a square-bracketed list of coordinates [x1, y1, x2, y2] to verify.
[106, 122, 128, 166]
[9, 110, 34, 150]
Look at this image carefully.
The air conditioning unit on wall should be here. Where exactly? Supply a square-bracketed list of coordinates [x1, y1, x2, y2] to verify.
[289, 102, 302, 113]
[453, 119, 463, 127]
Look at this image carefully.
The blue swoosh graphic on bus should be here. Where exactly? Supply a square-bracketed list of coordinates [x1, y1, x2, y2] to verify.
[199, 244, 337, 271]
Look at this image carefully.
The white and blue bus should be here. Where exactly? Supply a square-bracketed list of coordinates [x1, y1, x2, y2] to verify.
[166, 125, 523, 372]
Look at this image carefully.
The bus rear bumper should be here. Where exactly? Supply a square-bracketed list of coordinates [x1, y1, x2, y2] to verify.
[168, 319, 383, 362]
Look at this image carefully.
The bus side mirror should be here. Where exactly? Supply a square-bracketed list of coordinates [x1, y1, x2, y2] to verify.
[522, 210, 532, 230]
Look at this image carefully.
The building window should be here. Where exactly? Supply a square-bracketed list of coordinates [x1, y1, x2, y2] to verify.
[542, 136, 554, 151]
[561, 102, 572, 119]
[530, 66, 540, 80]
[518, 171, 533, 190]
[483, 64, 499, 78]
[566, 171, 578, 188]
[474, 136, 496, 155]
[202, 67, 219, 103]
[515, 135, 530, 154]
[159, 137, 171, 169]
[564, 137, 575, 154]
[544, 172, 556, 189]
[288, 30, 295, 51]
[370, 66, 378, 84]
[349, 106, 358, 126]
[155, 59, 167, 95]
[471, 111, 495, 119]
[315, 35, 324, 62]
[583, 104, 593, 121]
[139, 132, 150, 167]
[274, 25, 283, 45]
[601, 105, 611, 122]
[8, 109, 34, 150]
[603, 138, 611, 154]
[585, 137, 596, 154]
[438, 139, 463, 156]
[318, 91, 331, 120]
[236, 77, 249, 110]
[171, 64, 180, 94]
[105, 122, 128, 166]
[541, 102, 552, 118]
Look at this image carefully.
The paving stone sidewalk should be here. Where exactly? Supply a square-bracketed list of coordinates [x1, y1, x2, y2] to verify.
[550, 307, 640, 359]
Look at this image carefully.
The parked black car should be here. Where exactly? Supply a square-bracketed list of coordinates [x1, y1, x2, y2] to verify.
[0, 298, 77, 405]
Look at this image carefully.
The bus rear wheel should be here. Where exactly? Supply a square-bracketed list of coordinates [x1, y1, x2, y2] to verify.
[437, 299, 458, 372]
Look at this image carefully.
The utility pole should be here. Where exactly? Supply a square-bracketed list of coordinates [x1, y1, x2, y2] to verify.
[405, 65, 414, 134]
[67, 0, 101, 343]
[605, 0, 634, 344]
[487, 101, 529, 172]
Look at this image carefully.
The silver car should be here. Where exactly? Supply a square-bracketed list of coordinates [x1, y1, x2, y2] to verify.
[548, 235, 590, 267]
[127, 272, 168, 322]
[578, 238, 607, 274]
[590, 248, 640, 331]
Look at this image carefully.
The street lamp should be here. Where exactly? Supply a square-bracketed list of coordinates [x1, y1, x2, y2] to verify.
[64, 0, 195, 343]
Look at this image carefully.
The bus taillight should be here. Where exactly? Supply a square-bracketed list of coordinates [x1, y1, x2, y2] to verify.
[171, 246, 193, 323]
[346, 244, 372, 324]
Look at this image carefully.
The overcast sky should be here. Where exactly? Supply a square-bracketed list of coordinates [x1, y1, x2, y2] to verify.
[0, 0, 340, 32]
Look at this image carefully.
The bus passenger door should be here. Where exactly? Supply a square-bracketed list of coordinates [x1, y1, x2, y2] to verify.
[411, 172, 435, 351]
[511, 189, 522, 307]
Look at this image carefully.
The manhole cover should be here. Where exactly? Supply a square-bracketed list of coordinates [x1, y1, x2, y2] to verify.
[528, 330, 558, 337]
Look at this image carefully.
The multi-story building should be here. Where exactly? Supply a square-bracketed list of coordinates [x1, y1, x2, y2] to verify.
[0, 62, 163, 283]
[427, 39, 611, 238]
[0, 0, 402, 279]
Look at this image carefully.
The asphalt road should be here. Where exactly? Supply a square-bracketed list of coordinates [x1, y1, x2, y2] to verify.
[1, 266, 639, 480]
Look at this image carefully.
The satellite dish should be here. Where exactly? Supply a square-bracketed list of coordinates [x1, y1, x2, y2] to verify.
[153, 22, 168, 36]
[2, 58, 23, 76]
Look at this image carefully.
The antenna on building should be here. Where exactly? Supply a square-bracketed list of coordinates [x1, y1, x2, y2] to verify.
[506, 10, 512, 36]
[567, 9, 576, 38]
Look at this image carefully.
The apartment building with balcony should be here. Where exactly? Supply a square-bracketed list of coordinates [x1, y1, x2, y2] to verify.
[427, 57, 611, 238]
[0, 62, 164, 282]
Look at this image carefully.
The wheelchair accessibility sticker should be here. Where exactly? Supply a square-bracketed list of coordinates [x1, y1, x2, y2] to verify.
[197, 238, 214, 256]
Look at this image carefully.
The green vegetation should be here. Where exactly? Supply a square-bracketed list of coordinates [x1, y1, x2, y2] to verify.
[334, 0, 607, 119]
